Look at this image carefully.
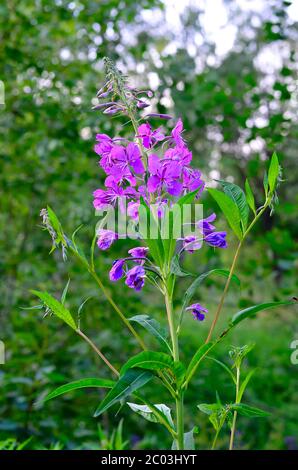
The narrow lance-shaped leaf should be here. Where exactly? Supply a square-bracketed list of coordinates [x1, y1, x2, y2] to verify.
[121, 351, 174, 375]
[268, 152, 280, 193]
[181, 269, 240, 315]
[94, 368, 154, 417]
[238, 369, 256, 402]
[184, 342, 217, 386]
[129, 315, 171, 353]
[30, 290, 77, 330]
[217, 180, 249, 232]
[42, 378, 115, 402]
[61, 278, 70, 305]
[230, 300, 295, 326]
[170, 254, 193, 277]
[231, 403, 270, 418]
[245, 179, 256, 216]
[208, 188, 242, 240]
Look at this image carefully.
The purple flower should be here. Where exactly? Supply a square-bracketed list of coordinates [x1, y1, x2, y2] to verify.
[94, 134, 114, 158]
[147, 154, 183, 196]
[97, 229, 118, 250]
[171, 118, 185, 147]
[93, 183, 136, 211]
[137, 123, 165, 149]
[205, 231, 227, 248]
[127, 201, 140, 220]
[197, 213, 217, 235]
[125, 265, 146, 291]
[182, 168, 205, 195]
[109, 259, 126, 281]
[128, 246, 149, 263]
[182, 235, 203, 253]
[186, 303, 208, 321]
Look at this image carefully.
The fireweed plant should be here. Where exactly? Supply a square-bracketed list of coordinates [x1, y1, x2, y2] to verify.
[32, 58, 296, 450]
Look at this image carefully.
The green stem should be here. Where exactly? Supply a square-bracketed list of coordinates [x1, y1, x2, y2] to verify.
[70, 246, 147, 350]
[205, 196, 272, 343]
[176, 392, 184, 450]
[211, 428, 221, 450]
[205, 241, 242, 343]
[90, 270, 147, 350]
[229, 366, 240, 450]
[76, 329, 119, 377]
[164, 286, 184, 450]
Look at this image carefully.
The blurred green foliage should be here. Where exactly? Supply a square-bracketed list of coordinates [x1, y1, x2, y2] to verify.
[0, 0, 297, 449]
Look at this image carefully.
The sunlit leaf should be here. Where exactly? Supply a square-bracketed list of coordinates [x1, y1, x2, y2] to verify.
[208, 188, 242, 239]
[30, 290, 77, 330]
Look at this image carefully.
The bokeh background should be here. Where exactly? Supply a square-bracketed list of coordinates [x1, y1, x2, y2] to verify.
[0, 0, 297, 450]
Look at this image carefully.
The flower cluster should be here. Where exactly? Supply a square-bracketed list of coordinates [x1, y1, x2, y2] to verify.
[92, 111, 227, 320]
[109, 246, 148, 292]
[93, 119, 205, 219]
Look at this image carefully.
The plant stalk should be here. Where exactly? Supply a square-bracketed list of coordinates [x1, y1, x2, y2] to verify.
[77, 329, 119, 377]
[229, 366, 240, 450]
[164, 286, 184, 450]
[205, 241, 242, 343]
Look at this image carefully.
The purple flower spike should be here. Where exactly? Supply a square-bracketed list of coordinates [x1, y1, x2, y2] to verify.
[205, 231, 228, 249]
[125, 265, 146, 291]
[97, 229, 118, 250]
[109, 259, 126, 281]
[186, 303, 208, 321]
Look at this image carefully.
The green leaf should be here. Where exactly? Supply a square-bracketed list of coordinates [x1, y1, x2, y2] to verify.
[61, 278, 70, 305]
[197, 403, 221, 415]
[231, 403, 270, 418]
[268, 152, 279, 193]
[47, 206, 63, 236]
[121, 351, 174, 375]
[231, 300, 295, 326]
[263, 171, 269, 196]
[206, 356, 236, 384]
[238, 369, 256, 402]
[43, 378, 115, 402]
[172, 427, 198, 450]
[245, 179, 256, 215]
[173, 361, 186, 386]
[208, 188, 242, 239]
[170, 254, 192, 277]
[94, 369, 153, 417]
[127, 402, 174, 428]
[129, 315, 171, 353]
[30, 290, 77, 330]
[181, 269, 240, 314]
[185, 342, 216, 386]
[217, 180, 249, 232]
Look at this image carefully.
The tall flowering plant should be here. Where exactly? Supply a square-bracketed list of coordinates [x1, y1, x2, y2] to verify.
[32, 59, 295, 450]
